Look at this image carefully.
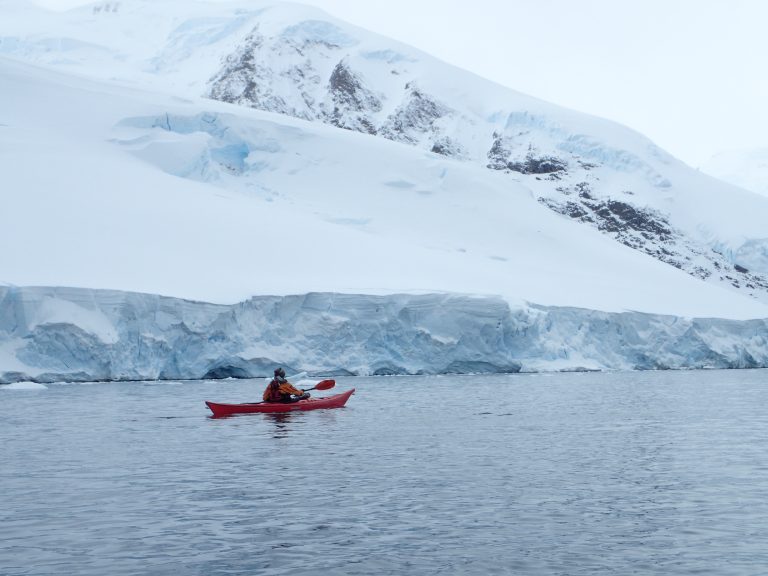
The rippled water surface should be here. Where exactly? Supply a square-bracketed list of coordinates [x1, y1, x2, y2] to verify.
[3, 370, 768, 575]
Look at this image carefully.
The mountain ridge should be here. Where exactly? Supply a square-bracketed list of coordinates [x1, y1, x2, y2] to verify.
[3, 0, 766, 306]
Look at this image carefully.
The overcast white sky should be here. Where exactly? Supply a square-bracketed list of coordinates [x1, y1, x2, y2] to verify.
[32, 0, 768, 167]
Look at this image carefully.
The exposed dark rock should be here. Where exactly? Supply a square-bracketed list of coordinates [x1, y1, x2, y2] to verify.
[328, 60, 380, 112]
[575, 182, 593, 199]
[208, 29, 318, 121]
[381, 84, 449, 144]
[208, 31, 264, 105]
[559, 200, 591, 220]
[593, 200, 672, 240]
[540, 184, 768, 293]
[508, 155, 567, 175]
[541, 193, 681, 270]
[326, 60, 381, 134]
[486, 134, 567, 175]
[693, 267, 712, 279]
[430, 136, 463, 157]
[486, 132, 514, 170]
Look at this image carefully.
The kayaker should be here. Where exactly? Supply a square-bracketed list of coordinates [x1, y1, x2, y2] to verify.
[263, 368, 311, 403]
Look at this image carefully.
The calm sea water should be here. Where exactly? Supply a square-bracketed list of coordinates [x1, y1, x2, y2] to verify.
[2, 369, 768, 575]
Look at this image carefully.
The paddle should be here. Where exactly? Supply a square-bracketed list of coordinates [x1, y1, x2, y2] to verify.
[303, 379, 335, 392]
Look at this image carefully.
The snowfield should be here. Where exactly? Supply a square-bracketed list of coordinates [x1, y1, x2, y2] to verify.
[3, 56, 766, 318]
[702, 148, 768, 199]
[1, 0, 767, 381]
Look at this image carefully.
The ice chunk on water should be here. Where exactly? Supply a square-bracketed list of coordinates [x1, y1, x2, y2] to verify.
[2, 381, 47, 390]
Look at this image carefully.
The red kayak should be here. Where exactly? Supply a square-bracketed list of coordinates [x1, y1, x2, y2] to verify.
[205, 388, 355, 417]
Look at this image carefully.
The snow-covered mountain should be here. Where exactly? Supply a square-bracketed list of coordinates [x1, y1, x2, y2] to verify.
[1, 0, 768, 381]
[701, 148, 768, 198]
[4, 0, 768, 301]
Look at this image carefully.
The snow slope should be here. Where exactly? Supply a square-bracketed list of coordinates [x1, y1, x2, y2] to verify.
[2, 56, 766, 319]
[3, 0, 768, 303]
[701, 148, 768, 198]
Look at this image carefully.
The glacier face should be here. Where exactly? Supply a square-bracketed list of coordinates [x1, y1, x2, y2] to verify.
[1, 286, 766, 384]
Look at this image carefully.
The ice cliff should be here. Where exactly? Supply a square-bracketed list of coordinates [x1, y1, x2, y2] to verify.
[1, 286, 766, 384]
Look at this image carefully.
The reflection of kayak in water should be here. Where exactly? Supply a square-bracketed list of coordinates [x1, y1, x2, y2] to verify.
[205, 388, 355, 417]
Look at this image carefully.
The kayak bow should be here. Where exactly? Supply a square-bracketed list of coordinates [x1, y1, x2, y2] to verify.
[205, 388, 355, 417]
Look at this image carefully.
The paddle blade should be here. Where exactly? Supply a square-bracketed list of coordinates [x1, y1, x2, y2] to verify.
[314, 379, 336, 391]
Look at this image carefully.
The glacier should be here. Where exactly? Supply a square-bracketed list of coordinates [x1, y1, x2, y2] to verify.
[2, 286, 767, 385]
[2, 2, 768, 383]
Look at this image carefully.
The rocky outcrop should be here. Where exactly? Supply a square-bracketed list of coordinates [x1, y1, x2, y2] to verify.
[209, 32, 272, 106]
[487, 133, 567, 175]
[209, 32, 464, 156]
[208, 28, 322, 120]
[380, 83, 450, 145]
[430, 136, 464, 158]
[487, 132, 516, 170]
[325, 59, 381, 133]
[508, 154, 568, 175]
[540, 182, 768, 293]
